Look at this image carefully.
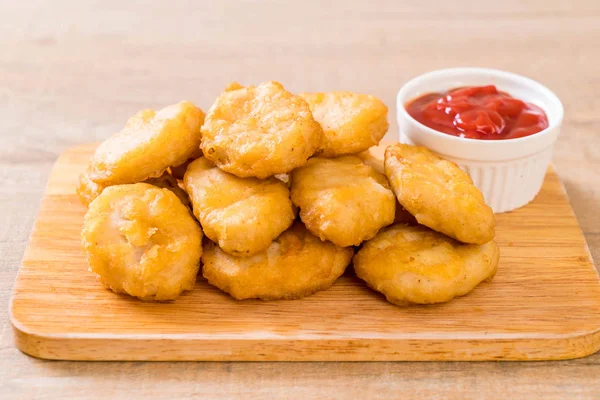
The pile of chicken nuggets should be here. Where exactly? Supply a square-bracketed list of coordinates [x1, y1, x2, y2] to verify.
[78, 81, 499, 306]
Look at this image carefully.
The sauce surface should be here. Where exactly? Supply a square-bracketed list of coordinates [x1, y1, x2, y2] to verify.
[405, 85, 549, 140]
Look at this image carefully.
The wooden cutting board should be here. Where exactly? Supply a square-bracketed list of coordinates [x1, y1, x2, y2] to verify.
[10, 143, 600, 361]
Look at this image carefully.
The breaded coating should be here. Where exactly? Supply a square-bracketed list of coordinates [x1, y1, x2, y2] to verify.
[183, 157, 295, 256]
[81, 183, 202, 301]
[354, 224, 499, 305]
[299, 92, 388, 157]
[384, 143, 495, 244]
[88, 101, 205, 185]
[77, 169, 190, 208]
[201, 81, 323, 178]
[202, 222, 353, 300]
[290, 156, 396, 247]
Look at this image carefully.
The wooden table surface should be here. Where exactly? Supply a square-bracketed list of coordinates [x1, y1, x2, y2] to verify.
[1, 0, 599, 398]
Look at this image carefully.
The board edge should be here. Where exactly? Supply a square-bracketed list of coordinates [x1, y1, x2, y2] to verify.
[10, 306, 600, 361]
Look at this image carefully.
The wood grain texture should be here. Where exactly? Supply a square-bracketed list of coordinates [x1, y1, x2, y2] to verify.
[2, 0, 600, 397]
[9, 143, 600, 361]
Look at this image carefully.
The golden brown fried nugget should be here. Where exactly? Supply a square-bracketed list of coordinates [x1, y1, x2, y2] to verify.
[81, 183, 202, 301]
[290, 156, 396, 247]
[77, 170, 190, 208]
[354, 224, 499, 305]
[89, 101, 205, 185]
[202, 222, 353, 300]
[384, 144, 495, 244]
[201, 81, 323, 178]
[183, 157, 295, 256]
[299, 92, 388, 157]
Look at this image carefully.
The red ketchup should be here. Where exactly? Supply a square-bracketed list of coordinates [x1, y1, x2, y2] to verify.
[405, 85, 549, 140]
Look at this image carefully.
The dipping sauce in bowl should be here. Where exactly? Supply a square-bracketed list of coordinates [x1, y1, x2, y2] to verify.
[397, 68, 563, 212]
[406, 85, 549, 140]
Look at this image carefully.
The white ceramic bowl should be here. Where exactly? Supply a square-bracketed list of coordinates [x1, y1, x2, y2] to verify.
[396, 67, 564, 213]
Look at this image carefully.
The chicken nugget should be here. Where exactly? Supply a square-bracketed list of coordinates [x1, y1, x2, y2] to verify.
[290, 156, 396, 247]
[81, 183, 202, 301]
[354, 224, 499, 305]
[77, 169, 190, 208]
[202, 222, 353, 300]
[299, 92, 388, 157]
[384, 143, 495, 244]
[183, 157, 295, 256]
[89, 101, 205, 185]
[201, 81, 323, 178]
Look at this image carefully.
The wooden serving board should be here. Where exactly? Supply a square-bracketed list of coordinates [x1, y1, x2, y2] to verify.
[10, 143, 600, 361]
